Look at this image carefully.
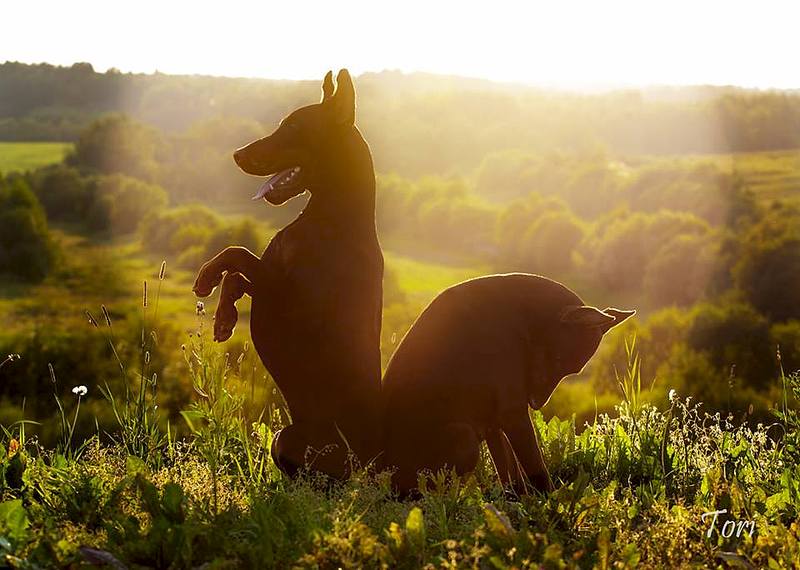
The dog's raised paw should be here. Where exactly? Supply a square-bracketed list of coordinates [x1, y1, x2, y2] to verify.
[213, 303, 238, 342]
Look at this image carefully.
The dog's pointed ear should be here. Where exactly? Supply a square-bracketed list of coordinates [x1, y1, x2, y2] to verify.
[560, 305, 616, 330]
[331, 68, 356, 126]
[321, 70, 334, 103]
[600, 308, 636, 333]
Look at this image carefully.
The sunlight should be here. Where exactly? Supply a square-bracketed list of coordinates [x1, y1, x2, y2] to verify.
[3, 0, 798, 88]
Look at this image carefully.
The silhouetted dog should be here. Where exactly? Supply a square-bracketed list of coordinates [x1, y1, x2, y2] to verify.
[193, 70, 383, 478]
[381, 273, 634, 494]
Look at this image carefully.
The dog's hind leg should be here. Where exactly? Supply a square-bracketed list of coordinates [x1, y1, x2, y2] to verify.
[485, 428, 525, 487]
[213, 272, 253, 342]
[387, 422, 481, 494]
[502, 413, 554, 494]
[270, 422, 352, 480]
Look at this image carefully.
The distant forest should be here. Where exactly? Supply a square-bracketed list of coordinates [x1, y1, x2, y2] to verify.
[2, 61, 800, 176]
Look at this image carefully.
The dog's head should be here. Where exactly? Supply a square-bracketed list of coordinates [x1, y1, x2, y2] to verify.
[528, 306, 636, 408]
[233, 69, 359, 205]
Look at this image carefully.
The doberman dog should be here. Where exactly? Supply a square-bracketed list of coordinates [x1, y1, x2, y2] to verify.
[381, 273, 634, 494]
[193, 69, 384, 478]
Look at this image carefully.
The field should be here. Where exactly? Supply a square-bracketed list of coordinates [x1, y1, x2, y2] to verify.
[1, 217, 799, 567]
[0, 142, 72, 173]
[2, 62, 800, 566]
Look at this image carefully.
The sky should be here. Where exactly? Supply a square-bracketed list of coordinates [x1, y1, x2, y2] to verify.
[3, 0, 799, 89]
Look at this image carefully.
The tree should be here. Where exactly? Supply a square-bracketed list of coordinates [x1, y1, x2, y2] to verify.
[69, 114, 163, 181]
[0, 176, 55, 281]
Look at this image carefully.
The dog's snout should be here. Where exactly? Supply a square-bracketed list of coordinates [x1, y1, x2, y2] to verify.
[233, 148, 247, 167]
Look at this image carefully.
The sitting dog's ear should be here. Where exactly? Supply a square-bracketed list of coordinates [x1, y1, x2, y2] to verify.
[561, 305, 636, 334]
[602, 308, 636, 330]
[560, 305, 616, 329]
[330, 68, 356, 126]
[321, 70, 334, 103]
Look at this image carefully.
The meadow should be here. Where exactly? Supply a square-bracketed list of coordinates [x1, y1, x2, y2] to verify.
[0, 142, 71, 174]
[1, 63, 800, 567]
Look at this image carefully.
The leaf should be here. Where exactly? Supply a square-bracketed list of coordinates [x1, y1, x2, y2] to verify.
[180, 410, 204, 434]
[135, 475, 161, 518]
[161, 483, 185, 524]
[483, 503, 513, 539]
[126, 455, 148, 477]
[405, 507, 425, 551]
[0, 500, 29, 544]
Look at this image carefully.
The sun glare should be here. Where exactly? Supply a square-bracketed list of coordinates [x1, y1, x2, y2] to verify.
[4, 0, 799, 88]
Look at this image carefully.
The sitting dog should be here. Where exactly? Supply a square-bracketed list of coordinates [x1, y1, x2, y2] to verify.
[193, 70, 384, 478]
[381, 273, 634, 494]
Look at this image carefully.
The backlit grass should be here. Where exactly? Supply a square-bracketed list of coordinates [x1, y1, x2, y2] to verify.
[0, 142, 72, 174]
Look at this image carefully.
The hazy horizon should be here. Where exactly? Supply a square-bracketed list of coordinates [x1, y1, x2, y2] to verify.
[4, 0, 799, 91]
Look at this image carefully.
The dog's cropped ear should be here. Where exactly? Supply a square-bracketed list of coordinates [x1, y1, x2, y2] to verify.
[560, 305, 616, 330]
[601, 308, 636, 332]
[331, 68, 356, 126]
[321, 70, 334, 103]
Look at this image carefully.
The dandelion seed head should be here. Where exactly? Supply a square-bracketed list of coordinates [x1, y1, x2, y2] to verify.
[72, 385, 88, 397]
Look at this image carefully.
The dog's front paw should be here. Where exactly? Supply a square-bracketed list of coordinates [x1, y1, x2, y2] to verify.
[213, 302, 238, 342]
[193, 262, 223, 297]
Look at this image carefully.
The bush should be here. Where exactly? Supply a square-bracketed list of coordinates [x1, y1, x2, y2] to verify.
[28, 164, 94, 224]
[139, 205, 266, 270]
[88, 174, 168, 235]
[69, 114, 163, 182]
[0, 176, 56, 281]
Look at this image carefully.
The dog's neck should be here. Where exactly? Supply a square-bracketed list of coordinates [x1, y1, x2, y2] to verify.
[301, 131, 377, 235]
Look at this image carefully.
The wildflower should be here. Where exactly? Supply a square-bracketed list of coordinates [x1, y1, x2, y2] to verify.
[196, 301, 205, 315]
[668, 389, 677, 403]
[7, 439, 19, 458]
[72, 385, 88, 397]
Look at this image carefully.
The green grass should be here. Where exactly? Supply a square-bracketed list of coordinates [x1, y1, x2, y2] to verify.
[0, 331, 797, 568]
[0, 142, 73, 174]
[386, 253, 487, 304]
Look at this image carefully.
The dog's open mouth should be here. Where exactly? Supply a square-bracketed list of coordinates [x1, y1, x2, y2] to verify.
[252, 167, 304, 204]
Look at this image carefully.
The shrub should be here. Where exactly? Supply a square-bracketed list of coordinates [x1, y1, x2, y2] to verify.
[0, 176, 56, 281]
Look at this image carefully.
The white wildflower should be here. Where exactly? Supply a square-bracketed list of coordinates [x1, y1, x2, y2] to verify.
[72, 385, 88, 397]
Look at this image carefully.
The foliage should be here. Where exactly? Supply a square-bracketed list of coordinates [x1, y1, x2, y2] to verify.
[139, 204, 265, 270]
[0, 175, 56, 282]
[0, 335, 797, 567]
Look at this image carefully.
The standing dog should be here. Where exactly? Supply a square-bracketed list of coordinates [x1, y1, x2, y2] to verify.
[193, 70, 384, 478]
[382, 273, 634, 494]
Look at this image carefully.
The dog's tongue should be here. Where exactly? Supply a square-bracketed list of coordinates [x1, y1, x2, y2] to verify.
[252, 168, 293, 201]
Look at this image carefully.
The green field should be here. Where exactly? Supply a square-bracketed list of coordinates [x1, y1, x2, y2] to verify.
[0, 141, 73, 174]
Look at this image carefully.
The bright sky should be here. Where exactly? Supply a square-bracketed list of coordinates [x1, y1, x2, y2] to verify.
[4, 0, 799, 89]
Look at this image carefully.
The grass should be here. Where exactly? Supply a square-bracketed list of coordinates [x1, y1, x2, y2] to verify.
[0, 316, 798, 568]
[0, 142, 72, 174]
[386, 253, 487, 304]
